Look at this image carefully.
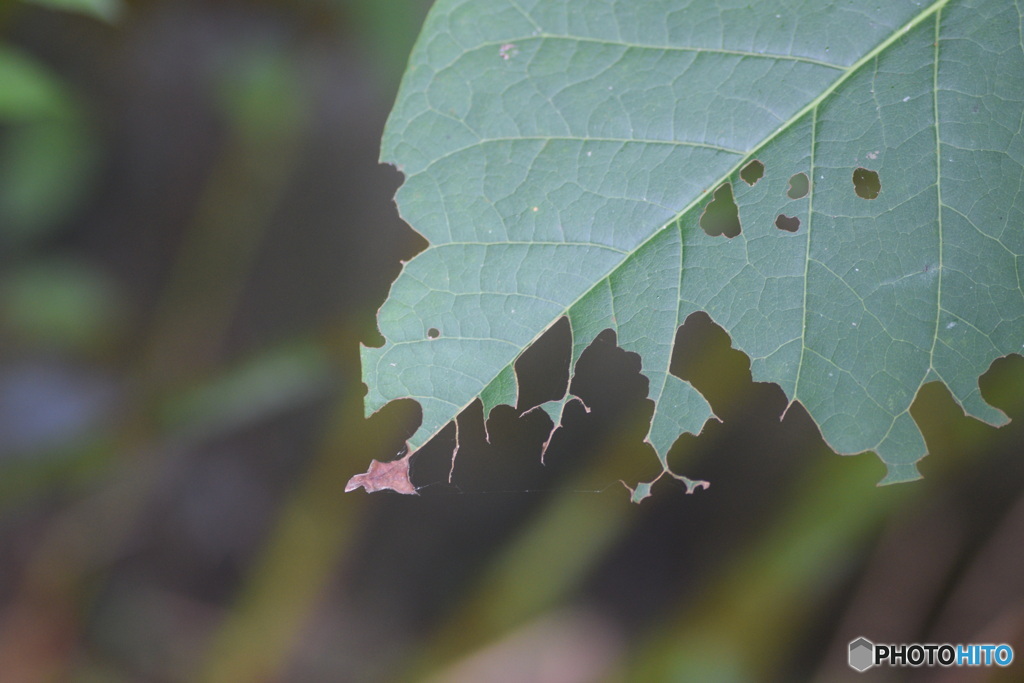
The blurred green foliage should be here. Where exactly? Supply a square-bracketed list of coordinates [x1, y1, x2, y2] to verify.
[0, 256, 121, 350]
[19, 0, 123, 23]
[0, 45, 98, 246]
[0, 44, 75, 118]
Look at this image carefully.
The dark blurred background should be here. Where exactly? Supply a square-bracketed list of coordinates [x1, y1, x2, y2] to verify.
[1, 1, 1022, 681]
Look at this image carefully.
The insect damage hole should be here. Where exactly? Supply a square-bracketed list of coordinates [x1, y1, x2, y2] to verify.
[853, 167, 880, 199]
[740, 160, 764, 186]
[775, 214, 800, 232]
[699, 182, 741, 238]
[427, 327, 440, 339]
[787, 172, 809, 199]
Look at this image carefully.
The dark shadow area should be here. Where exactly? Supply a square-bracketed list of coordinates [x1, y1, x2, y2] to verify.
[776, 213, 800, 232]
[853, 167, 880, 199]
[787, 172, 809, 199]
[514, 316, 571, 412]
[699, 182, 741, 238]
[740, 159, 764, 186]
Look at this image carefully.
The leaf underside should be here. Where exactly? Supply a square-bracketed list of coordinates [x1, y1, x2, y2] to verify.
[350, 0, 1024, 499]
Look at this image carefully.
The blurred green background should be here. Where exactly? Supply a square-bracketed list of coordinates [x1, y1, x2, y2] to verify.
[1, 1, 1022, 681]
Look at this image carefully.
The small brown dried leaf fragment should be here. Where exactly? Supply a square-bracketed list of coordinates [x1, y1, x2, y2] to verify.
[345, 454, 418, 495]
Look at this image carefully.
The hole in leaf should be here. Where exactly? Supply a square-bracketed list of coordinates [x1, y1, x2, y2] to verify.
[427, 327, 440, 339]
[670, 312, 752, 419]
[572, 330, 649, 419]
[853, 167, 880, 199]
[786, 172, 809, 199]
[699, 183, 741, 238]
[775, 214, 800, 232]
[515, 316, 570, 411]
[740, 160, 764, 186]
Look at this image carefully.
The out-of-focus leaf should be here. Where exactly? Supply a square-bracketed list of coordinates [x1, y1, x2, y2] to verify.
[0, 46, 75, 121]
[213, 46, 306, 144]
[0, 257, 124, 352]
[0, 118, 99, 243]
[159, 342, 333, 440]
[18, 0, 124, 22]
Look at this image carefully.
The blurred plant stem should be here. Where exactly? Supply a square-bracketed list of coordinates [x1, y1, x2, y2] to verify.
[137, 49, 305, 393]
[630, 453, 902, 683]
[196, 330, 413, 682]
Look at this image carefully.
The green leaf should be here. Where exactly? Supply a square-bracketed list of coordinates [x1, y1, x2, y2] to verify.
[0, 117, 100, 244]
[17, 0, 124, 22]
[0, 48, 98, 244]
[351, 0, 1024, 497]
[0, 46, 76, 122]
[0, 257, 123, 351]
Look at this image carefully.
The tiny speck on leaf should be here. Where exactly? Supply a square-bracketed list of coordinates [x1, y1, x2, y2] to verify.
[427, 328, 440, 339]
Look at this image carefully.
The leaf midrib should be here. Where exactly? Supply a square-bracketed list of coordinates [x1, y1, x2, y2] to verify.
[407, 0, 951, 449]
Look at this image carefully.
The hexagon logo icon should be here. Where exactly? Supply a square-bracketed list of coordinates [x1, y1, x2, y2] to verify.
[849, 637, 874, 672]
